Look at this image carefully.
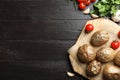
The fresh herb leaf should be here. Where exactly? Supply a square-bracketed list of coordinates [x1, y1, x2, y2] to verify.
[91, 0, 120, 17]
[111, 6, 118, 15]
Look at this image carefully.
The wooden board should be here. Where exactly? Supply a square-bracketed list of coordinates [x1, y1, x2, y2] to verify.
[68, 18, 120, 80]
[0, 0, 88, 80]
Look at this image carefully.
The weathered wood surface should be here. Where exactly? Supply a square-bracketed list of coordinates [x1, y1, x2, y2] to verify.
[0, 0, 90, 80]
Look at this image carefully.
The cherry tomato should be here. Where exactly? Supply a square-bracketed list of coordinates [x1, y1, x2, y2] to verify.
[85, 24, 94, 33]
[91, 0, 96, 2]
[77, 0, 84, 3]
[111, 40, 120, 50]
[78, 2, 86, 10]
[85, 0, 91, 5]
[118, 31, 120, 38]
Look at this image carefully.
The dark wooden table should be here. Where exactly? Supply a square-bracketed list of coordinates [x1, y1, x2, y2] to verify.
[0, 0, 91, 80]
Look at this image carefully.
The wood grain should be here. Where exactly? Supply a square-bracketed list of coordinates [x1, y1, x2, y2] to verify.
[0, 0, 90, 80]
[0, 20, 86, 40]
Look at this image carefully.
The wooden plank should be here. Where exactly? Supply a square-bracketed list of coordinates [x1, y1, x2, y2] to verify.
[0, 40, 74, 61]
[0, 20, 86, 40]
[0, 61, 69, 80]
[0, 0, 91, 21]
[0, 60, 87, 80]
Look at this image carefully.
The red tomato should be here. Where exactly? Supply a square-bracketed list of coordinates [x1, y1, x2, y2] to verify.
[85, 24, 94, 33]
[77, 0, 84, 3]
[111, 40, 120, 50]
[118, 31, 120, 38]
[78, 2, 86, 10]
[91, 0, 96, 2]
[85, 0, 91, 5]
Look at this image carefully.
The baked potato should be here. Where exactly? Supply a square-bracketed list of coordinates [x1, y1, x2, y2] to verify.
[96, 47, 115, 63]
[114, 51, 120, 66]
[86, 60, 102, 76]
[77, 44, 96, 63]
[91, 30, 109, 46]
[103, 64, 120, 80]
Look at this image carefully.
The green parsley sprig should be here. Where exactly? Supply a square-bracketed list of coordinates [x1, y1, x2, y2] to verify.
[91, 0, 120, 17]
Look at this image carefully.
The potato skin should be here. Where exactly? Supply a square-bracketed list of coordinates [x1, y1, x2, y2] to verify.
[103, 64, 120, 80]
[86, 60, 102, 76]
[114, 51, 120, 66]
[91, 30, 109, 46]
[96, 47, 115, 63]
[77, 44, 96, 63]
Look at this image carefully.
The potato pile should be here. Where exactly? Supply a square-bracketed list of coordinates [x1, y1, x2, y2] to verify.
[77, 30, 120, 80]
[68, 19, 120, 80]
